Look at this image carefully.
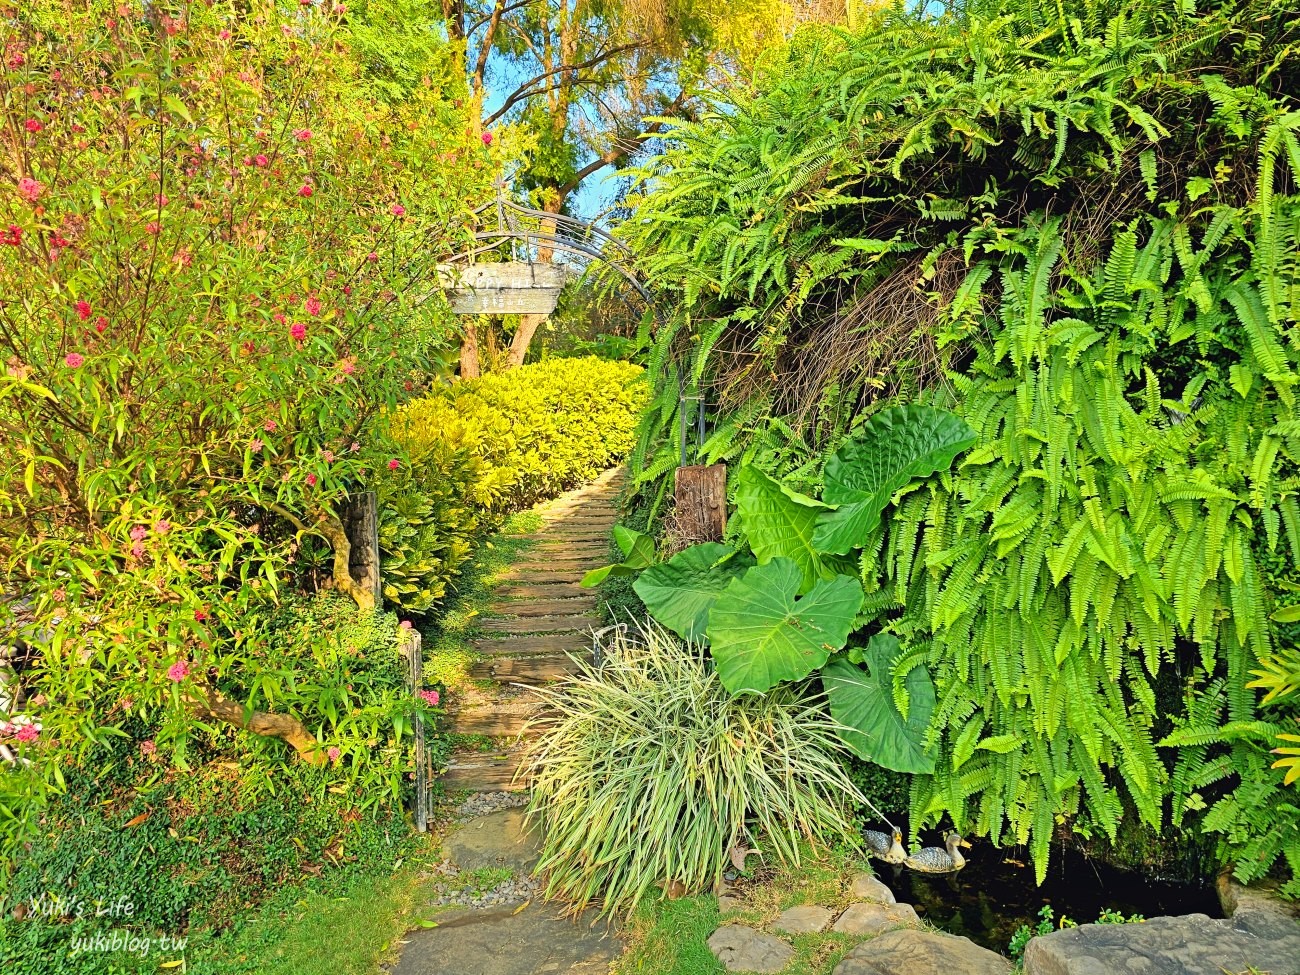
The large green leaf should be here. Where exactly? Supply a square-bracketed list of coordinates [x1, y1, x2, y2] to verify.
[707, 558, 864, 694]
[634, 542, 750, 641]
[822, 635, 935, 773]
[735, 466, 832, 592]
[813, 405, 977, 555]
[580, 526, 656, 587]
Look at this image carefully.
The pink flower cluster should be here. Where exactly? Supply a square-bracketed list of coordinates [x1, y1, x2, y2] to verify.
[17, 177, 42, 203]
[417, 689, 440, 707]
[166, 660, 191, 682]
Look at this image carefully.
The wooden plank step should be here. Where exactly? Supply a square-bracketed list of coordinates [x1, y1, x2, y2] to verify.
[492, 597, 598, 617]
[502, 569, 597, 585]
[511, 559, 605, 573]
[474, 633, 589, 656]
[440, 749, 529, 792]
[471, 653, 587, 684]
[449, 703, 554, 738]
[522, 532, 612, 544]
[522, 541, 609, 555]
[479, 615, 599, 635]
[495, 582, 588, 599]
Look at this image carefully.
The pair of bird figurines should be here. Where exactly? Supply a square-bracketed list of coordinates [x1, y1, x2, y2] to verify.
[865, 827, 971, 873]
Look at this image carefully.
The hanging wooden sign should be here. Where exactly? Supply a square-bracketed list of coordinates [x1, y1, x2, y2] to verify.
[437, 262, 568, 315]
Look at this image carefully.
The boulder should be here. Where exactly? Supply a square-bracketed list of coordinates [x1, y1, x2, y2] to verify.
[831, 902, 919, 937]
[832, 928, 1012, 975]
[442, 808, 539, 874]
[1022, 910, 1300, 975]
[848, 873, 897, 905]
[773, 905, 834, 934]
[707, 924, 797, 973]
[718, 894, 745, 915]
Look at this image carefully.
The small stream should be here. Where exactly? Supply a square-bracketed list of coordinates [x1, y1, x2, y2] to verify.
[877, 843, 1222, 953]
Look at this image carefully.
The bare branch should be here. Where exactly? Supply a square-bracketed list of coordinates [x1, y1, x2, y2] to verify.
[187, 682, 325, 764]
[482, 42, 643, 127]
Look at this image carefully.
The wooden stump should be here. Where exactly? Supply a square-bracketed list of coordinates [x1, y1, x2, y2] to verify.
[672, 464, 728, 544]
[341, 491, 383, 609]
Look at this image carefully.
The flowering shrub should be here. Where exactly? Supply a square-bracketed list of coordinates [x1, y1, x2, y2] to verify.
[0, 0, 493, 866]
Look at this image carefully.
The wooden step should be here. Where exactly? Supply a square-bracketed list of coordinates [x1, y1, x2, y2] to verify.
[503, 568, 600, 585]
[479, 615, 600, 635]
[495, 582, 589, 599]
[441, 748, 530, 792]
[511, 559, 605, 573]
[522, 533, 612, 545]
[522, 542, 609, 556]
[492, 597, 599, 617]
[449, 703, 554, 738]
[473, 633, 589, 656]
[471, 653, 588, 683]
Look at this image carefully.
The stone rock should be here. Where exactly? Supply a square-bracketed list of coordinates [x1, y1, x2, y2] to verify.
[708, 924, 797, 973]
[773, 905, 834, 934]
[1022, 910, 1300, 975]
[442, 808, 539, 874]
[390, 903, 619, 975]
[832, 928, 1012, 975]
[831, 902, 920, 937]
[1218, 875, 1300, 923]
[718, 894, 744, 914]
[848, 872, 897, 905]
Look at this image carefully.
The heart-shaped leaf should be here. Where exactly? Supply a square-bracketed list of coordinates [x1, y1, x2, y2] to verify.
[735, 466, 833, 593]
[634, 543, 750, 641]
[581, 526, 656, 587]
[707, 558, 863, 694]
[822, 634, 935, 773]
[813, 405, 976, 555]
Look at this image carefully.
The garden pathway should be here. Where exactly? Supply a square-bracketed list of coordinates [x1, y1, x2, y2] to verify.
[441, 466, 625, 792]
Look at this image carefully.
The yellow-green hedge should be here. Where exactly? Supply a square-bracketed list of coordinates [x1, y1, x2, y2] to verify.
[378, 358, 645, 612]
[397, 357, 646, 511]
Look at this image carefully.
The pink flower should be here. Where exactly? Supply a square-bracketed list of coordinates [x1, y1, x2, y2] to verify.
[264, 420, 278, 432]
[366, 251, 378, 263]
[166, 660, 190, 682]
[340, 359, 355, 375]
[306, 473, 318, 487]
[130, 524, 148, 541]
[219, 29, 231, 40]
[145, 222, 160, 235]
[250, 438, 263, 452]
[139, 739, 157, 755]
[254, 154, 269, 167]
[390, 204, 405, 216]
[64, 352, 84, 368]
[75, 300, 91, 321]
[400, 620, 413, 630]
[327, 746, 341, 762]
[481, 131, 493, 146]
[17, 177, 42, 203]
[290, 322, 306, 341]
[418, 689, 440, 707]
[295, 129, 312, 142]
[15, 724, 38, 743]
[298, 184, 314, 198]
[305, 296, 322, 316]
[322, 450, 334, 464]
[349, 441, 360, 453]
[3, 225, 22, 246]
[154, 520, 171, 534]
[95, 316, 109, 333]
[194, 608, 208, 622]
[130, 541, 145, 559]
[388, 459, 399, 471]
[24, 119, 41, 133]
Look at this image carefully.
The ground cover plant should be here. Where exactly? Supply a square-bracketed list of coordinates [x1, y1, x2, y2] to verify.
[618, 0, 1300, 892]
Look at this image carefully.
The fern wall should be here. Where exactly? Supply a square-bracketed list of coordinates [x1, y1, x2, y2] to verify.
[619, 0, 1300, 888]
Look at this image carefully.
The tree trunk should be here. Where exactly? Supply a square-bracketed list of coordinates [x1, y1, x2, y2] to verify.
[459, 322, 481, 379]
[187, 683, 324, 763]
[507, 314, 546, 367]
[672, 464, 728, 545]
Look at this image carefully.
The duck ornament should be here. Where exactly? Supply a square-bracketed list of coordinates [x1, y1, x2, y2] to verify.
[863, 827, 907, 865]
[904, 831, 971, 874]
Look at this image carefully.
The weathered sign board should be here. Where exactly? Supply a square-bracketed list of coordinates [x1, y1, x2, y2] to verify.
[437, 261, 569, 315]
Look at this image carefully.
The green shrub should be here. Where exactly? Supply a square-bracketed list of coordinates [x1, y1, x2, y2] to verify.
[521, 622, 864, 918]
[397, 357, 646, 511]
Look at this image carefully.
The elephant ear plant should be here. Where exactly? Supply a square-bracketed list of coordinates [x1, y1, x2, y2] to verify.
[587, 405, 976, 775]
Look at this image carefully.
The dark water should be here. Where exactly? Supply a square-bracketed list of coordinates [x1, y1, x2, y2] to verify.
[879, 844, 1222, 953]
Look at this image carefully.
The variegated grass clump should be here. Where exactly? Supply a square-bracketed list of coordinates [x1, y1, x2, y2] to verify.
[521, 621, 865, 918]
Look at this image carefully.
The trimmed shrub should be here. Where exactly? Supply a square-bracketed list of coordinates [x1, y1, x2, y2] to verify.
[521, 622, 864, 918]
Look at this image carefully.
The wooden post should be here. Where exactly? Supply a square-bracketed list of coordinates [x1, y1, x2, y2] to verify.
[399, 627, 430, 832]
[341, 491, 383, 610]
[673, 463, 728, 544]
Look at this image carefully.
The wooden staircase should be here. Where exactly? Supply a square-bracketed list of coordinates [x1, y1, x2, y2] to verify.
[441, 467, 624, 792]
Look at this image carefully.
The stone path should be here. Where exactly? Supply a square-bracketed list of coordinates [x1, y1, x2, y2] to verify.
[441, 467, 624, 793]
